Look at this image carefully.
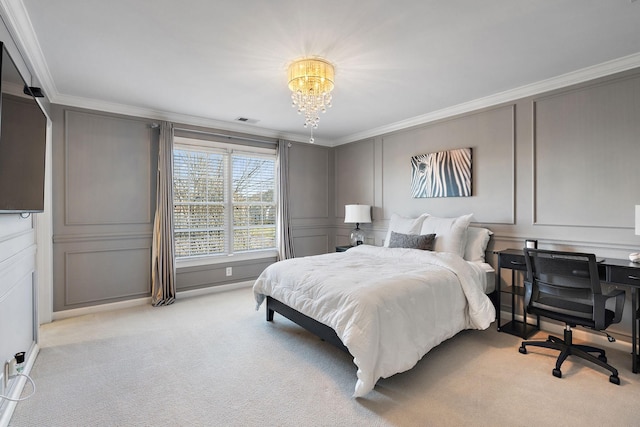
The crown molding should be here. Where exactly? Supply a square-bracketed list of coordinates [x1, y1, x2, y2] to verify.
[4, 1, 639, 149]
[0, 0, 57, 95]
[331, 52, 640, 146]
[0, 1, 329, 146]
[52, 92, 329, 145]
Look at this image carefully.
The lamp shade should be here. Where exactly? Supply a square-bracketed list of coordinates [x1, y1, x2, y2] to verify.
[344, 205, 371, 224]
[636, 205, 640, 235]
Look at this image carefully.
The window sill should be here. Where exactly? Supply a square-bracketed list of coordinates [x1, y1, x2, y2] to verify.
[175, 249, 278, 269]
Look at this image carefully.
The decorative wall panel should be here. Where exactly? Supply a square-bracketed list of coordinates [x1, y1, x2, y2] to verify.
[293, 234, 329, 257]
[289, 144, 329, 220]
[533, 74, 640, 228]
[335, 139, 375, 217]
[65, 111, 153, 225]
[380, 105, 515, 223]
[64, 247, 150, 306]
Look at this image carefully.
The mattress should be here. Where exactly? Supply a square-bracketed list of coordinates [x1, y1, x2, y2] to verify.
[253, 245, 496, 397]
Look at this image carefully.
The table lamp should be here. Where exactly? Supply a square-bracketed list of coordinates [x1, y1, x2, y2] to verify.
[632, 205, 640, 263]
[345, 204, 371, 246]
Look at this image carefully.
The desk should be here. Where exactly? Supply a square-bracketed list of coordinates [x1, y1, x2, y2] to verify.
[495, 249, 640, 373]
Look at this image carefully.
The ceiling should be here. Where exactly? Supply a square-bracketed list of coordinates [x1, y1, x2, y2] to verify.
[7, 0, 640, 145]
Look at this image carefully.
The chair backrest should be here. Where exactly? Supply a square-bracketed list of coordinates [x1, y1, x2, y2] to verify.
[523, 249, 602, 324]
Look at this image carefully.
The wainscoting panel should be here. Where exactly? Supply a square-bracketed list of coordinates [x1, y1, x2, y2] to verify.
[533, 73, 640, 228]
[0, 215, 37, 386]
[63, 246, 150, 306]
[64, 110, 154, 226]
[293, 233, 329, 257]
[0, 222, 34, 271]
[289, 143, 329, 220]
[176, 257, 275, 292]
[0, 271, 35, 367]
[52, 106, 157, 312]
[334, 139, 375, 218]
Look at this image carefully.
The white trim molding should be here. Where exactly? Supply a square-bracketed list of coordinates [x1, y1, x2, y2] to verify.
[51, 281, 253, 322]
[3, 1, 640, 148]
[332, 52, 640, 146]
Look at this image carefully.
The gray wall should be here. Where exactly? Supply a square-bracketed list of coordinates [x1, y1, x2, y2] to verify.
[289, 141, 335, 256]
[50, 107, 157, 312]
[50, 107, 333, 312]
[333, 67, 640, 338]
[44, 57, 640, 333]
[334, 104, 517, 246]
[335, 68, 640, 256]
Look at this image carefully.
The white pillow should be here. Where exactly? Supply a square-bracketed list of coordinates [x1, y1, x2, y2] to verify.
[383, 213, 428, 247]
[419, 213, 473, 257]
[464, 227, 493, 262]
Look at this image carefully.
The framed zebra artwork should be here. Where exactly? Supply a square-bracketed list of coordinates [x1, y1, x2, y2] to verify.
[410, 147, 472, 198]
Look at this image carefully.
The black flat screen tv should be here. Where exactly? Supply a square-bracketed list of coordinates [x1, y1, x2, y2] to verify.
[0, 41, 47, 213]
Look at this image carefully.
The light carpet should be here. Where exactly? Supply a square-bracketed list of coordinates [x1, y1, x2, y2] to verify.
[9, 287, 640, 426]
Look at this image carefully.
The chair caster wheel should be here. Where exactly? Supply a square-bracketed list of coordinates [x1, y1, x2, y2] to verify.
[610, 375, 620, 385]
[519, 346, 527, 354]
[598, 355, 607, 363]
[552, 368, 562, 378]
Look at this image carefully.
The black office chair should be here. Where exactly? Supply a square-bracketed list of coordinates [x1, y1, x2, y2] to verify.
[518, 249, 625, 384]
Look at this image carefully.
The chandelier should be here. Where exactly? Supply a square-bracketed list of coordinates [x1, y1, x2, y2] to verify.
[287, 57, 335, 143]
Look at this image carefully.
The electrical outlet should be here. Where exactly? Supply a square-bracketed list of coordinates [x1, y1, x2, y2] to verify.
[225, 267, 232, 276]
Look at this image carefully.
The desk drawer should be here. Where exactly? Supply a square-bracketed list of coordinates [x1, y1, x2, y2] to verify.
[609, 266, 640, 286]
[499, 253, 527, 271]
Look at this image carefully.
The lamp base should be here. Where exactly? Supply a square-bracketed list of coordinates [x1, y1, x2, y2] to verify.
[350, 224, 365, 246]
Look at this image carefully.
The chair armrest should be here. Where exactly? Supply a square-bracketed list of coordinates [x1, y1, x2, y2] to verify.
[604, 289, 626, 324]
[594, 289, 626, 327]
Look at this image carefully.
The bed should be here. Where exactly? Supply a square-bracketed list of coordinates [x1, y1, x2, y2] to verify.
[253, 213, 496, 397]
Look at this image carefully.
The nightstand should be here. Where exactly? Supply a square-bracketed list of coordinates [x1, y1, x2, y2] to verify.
[335, 245, 353, 252]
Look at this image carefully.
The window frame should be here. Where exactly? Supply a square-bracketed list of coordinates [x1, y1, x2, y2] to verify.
[173, 136, 278, 267]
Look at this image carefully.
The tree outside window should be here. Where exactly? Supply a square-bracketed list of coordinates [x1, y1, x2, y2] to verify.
[173, 138, 276, 258]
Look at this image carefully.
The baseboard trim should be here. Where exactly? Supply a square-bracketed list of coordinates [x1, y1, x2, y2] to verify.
[0, 343, 39, 427]
[52, 297, 152, 321]
[51, 281, 254, 321]
[177, 281, 253, 300]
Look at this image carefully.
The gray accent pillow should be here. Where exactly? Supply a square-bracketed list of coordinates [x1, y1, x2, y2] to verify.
[388, 231, 436, 251]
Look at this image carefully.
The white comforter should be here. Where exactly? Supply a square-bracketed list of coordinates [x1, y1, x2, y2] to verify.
[253, 245, 496, 397]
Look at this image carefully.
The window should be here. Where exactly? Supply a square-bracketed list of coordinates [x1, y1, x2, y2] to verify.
[173, 136, 276, 259]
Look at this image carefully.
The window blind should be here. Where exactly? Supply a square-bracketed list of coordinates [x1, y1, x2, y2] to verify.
[232, 153, 276, 251]
[173, 137, 276, 259]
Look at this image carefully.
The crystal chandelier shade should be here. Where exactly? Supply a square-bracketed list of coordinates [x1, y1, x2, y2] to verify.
[287, 58, 335, 143]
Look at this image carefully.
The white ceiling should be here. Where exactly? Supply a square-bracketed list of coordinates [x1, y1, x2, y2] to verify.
[7, 0, 640, 145]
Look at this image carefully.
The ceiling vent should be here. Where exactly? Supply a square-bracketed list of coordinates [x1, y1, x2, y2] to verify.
[234, 117, 259, 124]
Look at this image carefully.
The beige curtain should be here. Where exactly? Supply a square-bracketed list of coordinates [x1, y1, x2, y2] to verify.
[151, 122, 176, 306]
[276, 140, 295, 260]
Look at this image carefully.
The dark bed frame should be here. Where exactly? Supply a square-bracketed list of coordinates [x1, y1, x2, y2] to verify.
[266, 296, 350, 354]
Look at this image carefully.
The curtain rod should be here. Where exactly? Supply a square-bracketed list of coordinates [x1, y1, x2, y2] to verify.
[171, 125, 278, 146]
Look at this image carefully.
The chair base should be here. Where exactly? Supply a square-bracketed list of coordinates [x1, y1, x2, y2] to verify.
[519, 327, 620, 385]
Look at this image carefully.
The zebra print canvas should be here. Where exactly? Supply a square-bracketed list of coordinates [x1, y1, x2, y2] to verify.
[410, 148, 472, 198]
